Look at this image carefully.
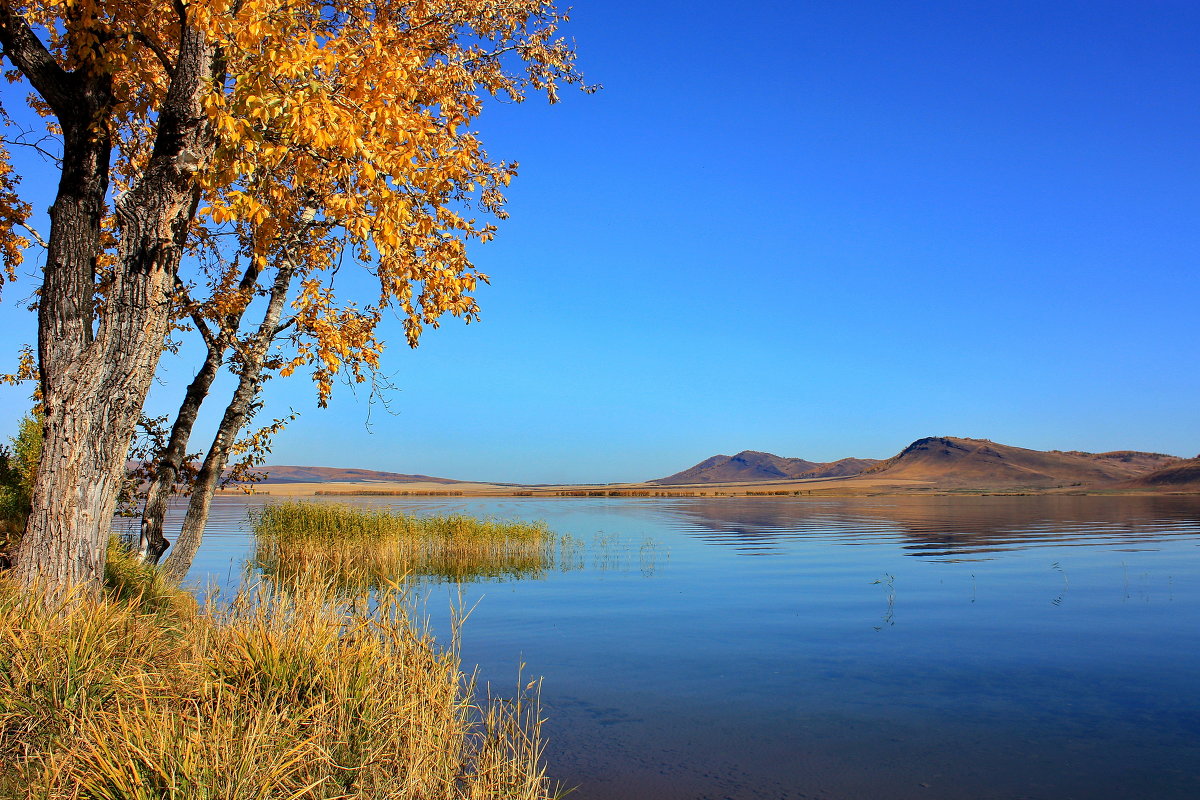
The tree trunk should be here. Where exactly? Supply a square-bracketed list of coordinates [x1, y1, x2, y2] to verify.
[139, 259, 269, 564]
[137, 347, 224, 564]
[15, 196, 195, 590]
[158, 380, 252, 583]
[5, 16, 220, 593]
[161, 264, 296, 582]
[10, 112, 111, 588]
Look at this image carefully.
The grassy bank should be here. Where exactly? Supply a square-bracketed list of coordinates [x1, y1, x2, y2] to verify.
[0, 541, 555, 799]
[252, 502, 558, 589]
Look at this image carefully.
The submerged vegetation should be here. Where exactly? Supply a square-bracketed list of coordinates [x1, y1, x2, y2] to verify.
[252, 502, 563, 589]
[0, 539, 555, 799]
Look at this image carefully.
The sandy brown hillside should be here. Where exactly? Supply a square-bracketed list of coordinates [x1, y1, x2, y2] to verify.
[1051, 450, 1184, 473]
[1121, 457, 1200, 490]
[864, 437, 1180, 489]
[653, 451, 880, 484]
[798, 457, 878, 478]
[250, 465, 463, 484]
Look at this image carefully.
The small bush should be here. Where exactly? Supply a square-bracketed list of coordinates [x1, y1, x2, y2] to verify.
[0, 414, 42, 564]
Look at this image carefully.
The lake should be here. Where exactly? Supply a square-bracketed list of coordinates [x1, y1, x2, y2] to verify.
[126, 494, 1200, 799]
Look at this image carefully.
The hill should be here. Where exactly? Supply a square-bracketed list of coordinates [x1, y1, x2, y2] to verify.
[1121, 457, 1200, 491]
[863, 437, 1180, 489]
[652, 451, 880, 485]
[798, 457, 879, 478]
[247, 465, 463, 484]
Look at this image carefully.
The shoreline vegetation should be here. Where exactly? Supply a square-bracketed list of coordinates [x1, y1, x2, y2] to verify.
[239, 483, 1200, 499]
[1, 521, 561, 799]
[252, 502, 562, 589]
[250, 501, 663, 586]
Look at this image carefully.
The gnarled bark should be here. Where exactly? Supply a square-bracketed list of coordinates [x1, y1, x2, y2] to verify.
[2, 10, 221, 592]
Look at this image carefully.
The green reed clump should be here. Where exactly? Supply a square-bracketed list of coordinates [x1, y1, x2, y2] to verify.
[252, 501, 557, 590]
[0, 569, 555, 799]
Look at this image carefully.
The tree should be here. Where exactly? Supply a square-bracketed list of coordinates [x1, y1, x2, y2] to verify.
[0, 0, 588, 593]
[158, 246, 301, 581]
[134, 239, 304, 567]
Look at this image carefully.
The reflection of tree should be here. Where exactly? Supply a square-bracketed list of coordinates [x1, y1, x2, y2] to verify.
[661, 496, 1200, 560]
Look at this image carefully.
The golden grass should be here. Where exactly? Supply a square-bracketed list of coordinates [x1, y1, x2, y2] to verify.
[251, 502, 559, 590]
[0, 541, 557, 799]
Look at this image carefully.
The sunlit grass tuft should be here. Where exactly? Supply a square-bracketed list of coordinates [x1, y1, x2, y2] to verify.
[251, 501, 558, 590]
[0, 561, 557, 798]
[103, 535, 196, 616]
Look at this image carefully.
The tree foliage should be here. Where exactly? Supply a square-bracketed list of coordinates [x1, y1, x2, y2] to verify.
[0, 0, 588, 590]
[0, 0, 589, 404]
[5, 0, 587, 402]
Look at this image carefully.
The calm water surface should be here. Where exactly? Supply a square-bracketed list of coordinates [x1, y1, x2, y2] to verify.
[126, 495, 1200, 800]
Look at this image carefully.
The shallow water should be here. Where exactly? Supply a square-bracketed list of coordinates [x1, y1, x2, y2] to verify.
[126, 494, 1200, 799]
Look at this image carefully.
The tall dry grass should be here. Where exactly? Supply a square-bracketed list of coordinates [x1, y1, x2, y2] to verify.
[0, 541, 556, 799]
[251, 502, 558, 590]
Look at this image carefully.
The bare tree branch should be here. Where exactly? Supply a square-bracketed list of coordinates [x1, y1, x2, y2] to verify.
[174, 276, 218, 350]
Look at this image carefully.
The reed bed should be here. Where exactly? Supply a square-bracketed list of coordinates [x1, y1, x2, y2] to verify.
[0, 542, 556, 800]
[251, 502, 558, 590]
[314, 491, 466, 497]
[551, 490, 703, 497]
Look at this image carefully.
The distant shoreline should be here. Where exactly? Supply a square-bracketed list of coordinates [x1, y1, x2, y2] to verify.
[222, 438, 1199, 498]
[224, 477, 1200, 499]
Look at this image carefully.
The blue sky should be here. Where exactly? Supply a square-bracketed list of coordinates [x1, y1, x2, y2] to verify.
[2, 0, 1199, 484]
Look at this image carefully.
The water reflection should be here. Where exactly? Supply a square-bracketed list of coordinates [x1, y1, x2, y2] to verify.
[662, 495, 1200, 560]
[252, 530, 667, 592]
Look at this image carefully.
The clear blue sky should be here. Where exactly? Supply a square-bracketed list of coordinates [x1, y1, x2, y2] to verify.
[2, 0, 1198, 484]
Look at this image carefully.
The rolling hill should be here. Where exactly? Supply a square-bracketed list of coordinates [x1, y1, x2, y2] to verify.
[247, 465, 463, 484]
[651, 438, 1183, 490]
[862, 437, 1180, 488]
[1121, 457, 1200, 491]
[652, 451, 880, 484]
[235, 439, 1188, 493]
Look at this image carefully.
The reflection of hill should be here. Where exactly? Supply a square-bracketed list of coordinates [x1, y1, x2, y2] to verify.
[663, 496, 1200, 560]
